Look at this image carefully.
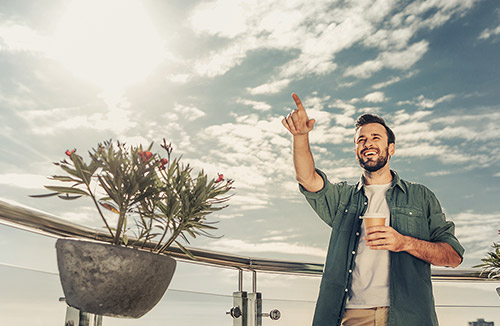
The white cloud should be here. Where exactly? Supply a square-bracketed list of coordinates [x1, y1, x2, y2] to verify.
[208, 238, 326, 257]
[363, 91, 388, 103]
[0, 173, 52, 189]
[389, 107, 500, 169]
[1, 1, 479, 95]
[173, 104, 206, 121]
[0, 23, 49, 53]
[363, 27, 415, 51]
[186, 113, 298, 208]
[189, 0, 250, 38]
[371, 71, 418, 89]
[392, 109, 433, 124]
[216, 213, 244, 220]
[246, 79, 291, 95]
[21, 105, 137, 136]
[228, 194, 269, 211]
[396, 143, 461, 160]
[182, 0, 476, 87]
[397, 94, 455, 109]
[192, 42, 249, 78]
[344, 41, 429, 79]
[167, 73, 191, 84]
[478, 24, 500, 41]
[426, 170, 452, 177]
[236, 98, 272, 111]
[452, 210, 500, 259]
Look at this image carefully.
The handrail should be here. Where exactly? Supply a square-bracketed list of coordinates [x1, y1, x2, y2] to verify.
[0, 198, 494, 281]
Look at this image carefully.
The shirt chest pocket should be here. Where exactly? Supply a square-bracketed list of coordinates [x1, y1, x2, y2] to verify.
[391, 206, 428, 240]
[338, 203, 360, 232]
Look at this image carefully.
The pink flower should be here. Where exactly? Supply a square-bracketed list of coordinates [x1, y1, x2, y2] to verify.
[160, 158, 168, 170]
[138, 151, 153, 162]
[65, 149, 76, 157]
[215, 173, 224, 183]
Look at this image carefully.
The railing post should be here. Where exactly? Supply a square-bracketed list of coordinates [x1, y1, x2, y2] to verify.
[246, 271, 261, 325]
[228, 270, 280, 326]
[252, 270, 257, 294]
[227, 269, 248, 326]
[60, 297, 102, 326]
[239, 269, 244, 292]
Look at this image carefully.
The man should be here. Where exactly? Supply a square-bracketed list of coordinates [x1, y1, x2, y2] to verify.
[281, 93, 464, 326]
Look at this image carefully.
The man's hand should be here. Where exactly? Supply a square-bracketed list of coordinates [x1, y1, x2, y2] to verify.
[282, 93, 323, 192]
[282, 93, 316, 135]
[364, 226, 407, 252]
[364, 225, 462, 267]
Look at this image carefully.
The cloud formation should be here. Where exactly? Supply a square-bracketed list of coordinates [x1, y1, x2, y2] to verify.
[478, 10, 500, 41]
[180, 0, 478, 92]
[208, 238, 327, 258]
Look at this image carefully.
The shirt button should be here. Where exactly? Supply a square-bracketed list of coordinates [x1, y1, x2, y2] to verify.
[364, 202, 368, 205]
[345, 209, 348, 213]
[409, 211, 413, 215]
[349, 269, 352, 273]
[352, 251, 356, 255]
[345, 288, 349, 292]
[356, 232, 360, 236]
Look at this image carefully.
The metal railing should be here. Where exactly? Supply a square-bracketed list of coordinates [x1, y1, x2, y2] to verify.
[0, 198, 492, 281]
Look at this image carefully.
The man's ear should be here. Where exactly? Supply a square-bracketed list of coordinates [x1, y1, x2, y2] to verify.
[389, 143, 395, 156]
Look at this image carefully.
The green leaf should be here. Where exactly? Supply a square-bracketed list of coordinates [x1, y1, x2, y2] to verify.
[59, 164, 81, 179]
[57, 194, 83, 200]
[49, 175, 82, 183]
[174, 241, 196, 260]
[29, 192, 59, 198]
[43, 185, 89, 196]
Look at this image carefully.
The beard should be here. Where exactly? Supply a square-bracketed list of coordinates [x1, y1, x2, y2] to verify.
[357, 147, 390, 172]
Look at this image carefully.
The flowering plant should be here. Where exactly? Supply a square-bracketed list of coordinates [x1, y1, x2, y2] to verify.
[473, 239, 500, 278]
[32, 139, 233, 258]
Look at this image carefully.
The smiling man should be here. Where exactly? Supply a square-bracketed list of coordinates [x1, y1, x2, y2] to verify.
[282, 93, 464, 326]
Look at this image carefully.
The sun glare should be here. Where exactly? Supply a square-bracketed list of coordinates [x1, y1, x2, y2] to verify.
[52, 0, 165, 90]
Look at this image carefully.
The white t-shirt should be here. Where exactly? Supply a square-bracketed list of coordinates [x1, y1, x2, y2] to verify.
[345, 183, 391, 308]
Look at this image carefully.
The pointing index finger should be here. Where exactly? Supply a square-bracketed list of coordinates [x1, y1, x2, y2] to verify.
[292, 93, 306, 112]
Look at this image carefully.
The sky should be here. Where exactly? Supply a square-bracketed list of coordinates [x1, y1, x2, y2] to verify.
[1, 0, 500, 325]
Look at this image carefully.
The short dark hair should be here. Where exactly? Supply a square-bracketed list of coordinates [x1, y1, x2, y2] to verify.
[354, 113, 395, 144]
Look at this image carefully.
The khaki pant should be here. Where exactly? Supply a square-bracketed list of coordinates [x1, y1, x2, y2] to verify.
[341, 307, 389, 326]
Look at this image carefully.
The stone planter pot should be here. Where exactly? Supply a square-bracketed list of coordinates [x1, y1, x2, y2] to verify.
[56, 238, 176, 318]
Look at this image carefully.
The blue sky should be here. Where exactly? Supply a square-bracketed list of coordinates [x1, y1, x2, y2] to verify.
[1, 0, 500, 324]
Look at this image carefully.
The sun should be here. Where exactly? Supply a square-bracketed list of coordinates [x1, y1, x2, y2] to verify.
[52, 0, 166, 91]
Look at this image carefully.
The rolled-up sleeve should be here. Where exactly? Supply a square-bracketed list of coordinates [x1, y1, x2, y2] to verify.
[299, 169, 344, 227]
[426, 189, 465, 259]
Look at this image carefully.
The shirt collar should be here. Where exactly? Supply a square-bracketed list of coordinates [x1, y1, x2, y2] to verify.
[355, 170, 406, 193]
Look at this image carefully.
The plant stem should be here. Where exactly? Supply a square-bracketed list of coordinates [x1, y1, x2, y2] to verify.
[84, 183, 115, 239]
[158, 220, 185, 253]
[114, 204, 127, 245]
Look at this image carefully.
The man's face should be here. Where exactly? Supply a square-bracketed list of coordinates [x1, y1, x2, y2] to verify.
[355, 123, 395, 172]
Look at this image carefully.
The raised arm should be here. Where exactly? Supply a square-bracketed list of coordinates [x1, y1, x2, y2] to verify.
[281, 93, 324, 192]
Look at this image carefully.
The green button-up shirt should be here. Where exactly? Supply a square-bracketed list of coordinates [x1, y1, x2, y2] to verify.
[300, 169, 464, 326]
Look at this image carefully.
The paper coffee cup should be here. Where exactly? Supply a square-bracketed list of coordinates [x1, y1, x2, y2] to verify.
[362, 213, 386, 233]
